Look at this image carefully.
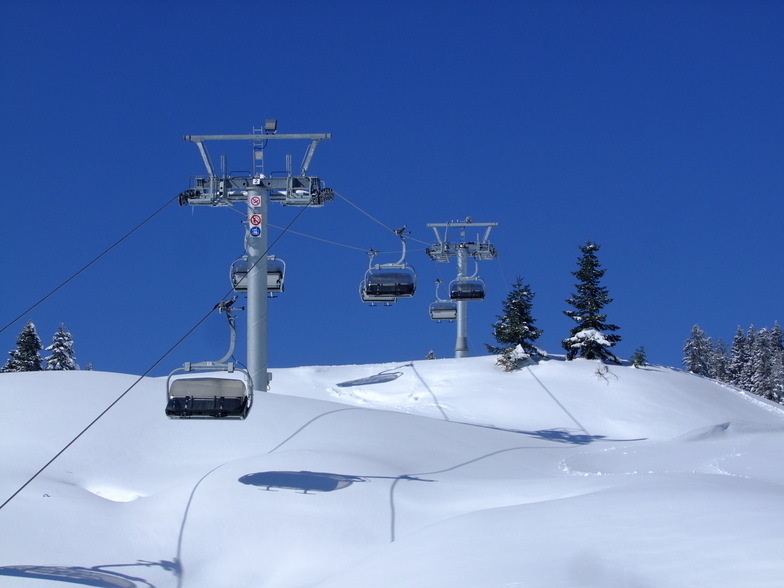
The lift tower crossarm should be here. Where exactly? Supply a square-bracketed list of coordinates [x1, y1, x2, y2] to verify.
[185, 133, 331, 142]
[185, 134, 331, 176]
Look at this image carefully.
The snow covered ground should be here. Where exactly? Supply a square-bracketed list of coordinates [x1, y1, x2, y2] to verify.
[1, 355, 784, 587]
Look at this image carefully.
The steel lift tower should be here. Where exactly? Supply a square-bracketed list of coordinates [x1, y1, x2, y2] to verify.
[168, 121, 332, 419]
[426, 219, 498, 358]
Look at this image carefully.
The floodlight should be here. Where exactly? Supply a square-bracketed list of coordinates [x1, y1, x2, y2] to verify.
[265, 119, 278, 133]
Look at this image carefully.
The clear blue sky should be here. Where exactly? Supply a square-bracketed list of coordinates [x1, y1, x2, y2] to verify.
[1, 1, 782, 376]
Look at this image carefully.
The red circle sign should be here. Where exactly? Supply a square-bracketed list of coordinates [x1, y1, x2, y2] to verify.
[250, 214, 262, 226]
[250, 195, 261, 206]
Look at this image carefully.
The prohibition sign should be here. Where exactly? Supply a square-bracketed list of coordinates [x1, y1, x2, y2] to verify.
[250, 195, 262, 207]
[250, 214, 262, 226]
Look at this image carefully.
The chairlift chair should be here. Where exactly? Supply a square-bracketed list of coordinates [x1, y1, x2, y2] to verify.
[165, 298, 254, 420]
[359, 228, 417, 304]
[449, 257, 486, 301]
[231, 256, 287, 294]
[166, 366, 253, 419]
[449, 278, 486, 300]
[429, 279, 457, 321]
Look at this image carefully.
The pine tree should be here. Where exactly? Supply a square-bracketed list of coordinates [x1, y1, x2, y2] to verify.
[739, 325, 758, 392]
[1, 320, 43, 372]
[486, 277, 544, 358]
[630, 346, 647, 368]
[769, 322, 784, 401]
[682, 324, 712, 376]
[727, 326, 748, 387]
[44, 323, 78, 371]
[709, 338, 730, 382]
[562, 241, 621, 362]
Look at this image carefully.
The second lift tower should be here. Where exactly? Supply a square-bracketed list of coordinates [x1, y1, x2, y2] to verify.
[427, 219, 498, 358]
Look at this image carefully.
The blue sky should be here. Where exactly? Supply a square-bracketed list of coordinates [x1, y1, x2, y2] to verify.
[1, 1, 782, 376]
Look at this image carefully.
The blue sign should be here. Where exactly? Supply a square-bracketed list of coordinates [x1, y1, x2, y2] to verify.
[250, 226, 261, 237]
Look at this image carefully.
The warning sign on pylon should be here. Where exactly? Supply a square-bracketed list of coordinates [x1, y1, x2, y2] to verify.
[250, 214, 262, 226]
[250, 195, 262, 207]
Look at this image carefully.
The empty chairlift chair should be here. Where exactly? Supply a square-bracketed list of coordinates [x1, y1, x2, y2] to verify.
[166, 368, 253, 419]
[449, 278, 486, 301]
[429, 279, 457, 321]
[360, 229, 417, 305]
[231, 256, 287, 295]
[165, 298, 254, 420]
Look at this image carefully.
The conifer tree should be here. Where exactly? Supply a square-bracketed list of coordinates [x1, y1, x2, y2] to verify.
[630, 346, 647, 368]
[739, 325, 758, 392]
[45, 323, 78, 371]
[769, 322, 784, 401]
[487, 277, 544, 358]
[709, 338, 730, 382]
[682, 324, 712, 376]
[727, 326, 748, 387]
[1, 320, 43, 372]
[562, 241, 621, 362]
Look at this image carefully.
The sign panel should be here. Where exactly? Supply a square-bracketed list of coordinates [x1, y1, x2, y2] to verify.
[249, 214, 262, 226]
[250, 226, 261, 237]
[250, 195, 262, 207]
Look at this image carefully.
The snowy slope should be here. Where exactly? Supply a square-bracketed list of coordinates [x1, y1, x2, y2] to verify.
[1, 356, 784, 587]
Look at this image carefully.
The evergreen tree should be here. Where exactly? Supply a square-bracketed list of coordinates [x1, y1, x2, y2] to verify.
[739, 325, 758, 392]
[769, 322, 784, 401]
[562, 241, 621, 362]
[750, 328, 780, 401]
[682, 324, 712, 376]
[709, 338, 730, 382]
[44, 323, 78, 371]
[1, 320, 43, 372]
[630, 346, 647, 368]
[727, 326, 748, 387]
[487, 277, 544, 358]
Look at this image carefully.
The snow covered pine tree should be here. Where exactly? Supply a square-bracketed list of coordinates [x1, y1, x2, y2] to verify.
[1, 320, 43, 372]
[562, 241, 621, 363]
[45, 323, 78, 370]
[486, 277, 545, 370]
[682, 324, 712, 376]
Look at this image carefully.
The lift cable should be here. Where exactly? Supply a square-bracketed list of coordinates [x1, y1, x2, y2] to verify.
[0, 195, 313, 512]
[496, 256, 510, 294]
[267, 224, 368, 252]
[0, 306, 216, 513]
[0, 194, 180, 336]
[268, 223, 426, 256]
[332, 190, 432, 247]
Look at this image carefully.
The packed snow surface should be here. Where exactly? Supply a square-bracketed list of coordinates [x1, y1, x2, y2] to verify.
[2, 356, 784, 587]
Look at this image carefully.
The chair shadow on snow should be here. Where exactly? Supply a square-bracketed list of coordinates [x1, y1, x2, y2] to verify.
[513, 428, 644, 445]
[0, 560, 180, 588]
[335, 369, 404, 388]
[239, 471, 434, 494]
[462, 424, 646, 445]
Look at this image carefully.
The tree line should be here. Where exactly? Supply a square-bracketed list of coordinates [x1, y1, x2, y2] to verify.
[683, 323, 784, 403]
[1, 320, 81, 372]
